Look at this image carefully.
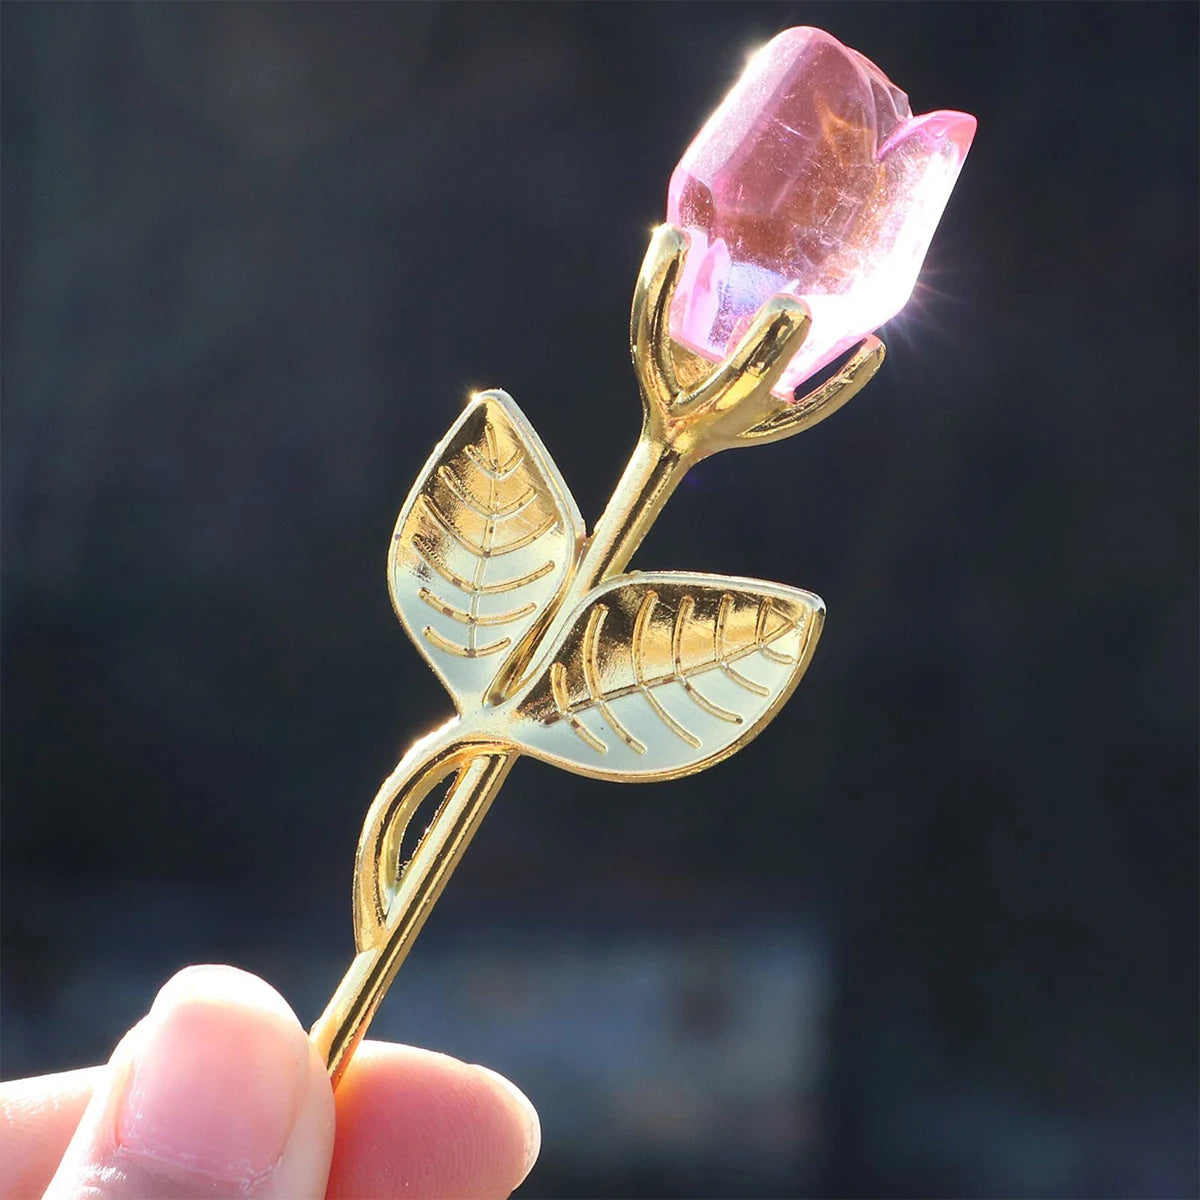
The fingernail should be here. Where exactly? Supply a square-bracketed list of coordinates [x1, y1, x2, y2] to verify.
[115, 966, 309, 1186]
[472, 1063, 542, 1176]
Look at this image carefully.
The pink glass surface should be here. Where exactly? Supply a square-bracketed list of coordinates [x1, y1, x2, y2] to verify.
[667, 27, 976, 397]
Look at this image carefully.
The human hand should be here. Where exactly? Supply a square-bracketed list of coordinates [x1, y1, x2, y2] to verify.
[1, 965, 540, 1199]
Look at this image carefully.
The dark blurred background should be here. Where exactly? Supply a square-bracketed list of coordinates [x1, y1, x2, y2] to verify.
[3, 3, 1197, 1197]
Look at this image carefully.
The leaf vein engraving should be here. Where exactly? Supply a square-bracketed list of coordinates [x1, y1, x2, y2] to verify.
[486, 513, 558, 556]
[422, 626, 511, 659]
[715, 594, 771, 696]
[671, 596, 743, 724]
[584, 606, 647, 754]
[417, 587, 537, 627]
[465, 446, 499, 652]
[632, 592, 701, 748]
[411, 538, 555, 595]
[419, 495, 487, 554]
[482, 421, 500, 468]
[464, 442, 523, 480]
[756, 601, 798, 665]
[419, 497, 556, 559]
[546, 590, 802, 726]
[437, 466, 537, 520]
[551, 661, 607, 754]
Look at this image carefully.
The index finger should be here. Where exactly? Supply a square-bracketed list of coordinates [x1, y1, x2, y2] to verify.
[1, 1066, 98, 1198]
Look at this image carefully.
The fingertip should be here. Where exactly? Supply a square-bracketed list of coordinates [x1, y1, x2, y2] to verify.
[150, 963, 302, 1029]
[328, 1041, 540, 1200]
[469, 1063, 541, 1181]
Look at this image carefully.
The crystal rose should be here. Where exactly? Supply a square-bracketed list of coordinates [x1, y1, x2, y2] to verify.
[667, 27, 976, 398]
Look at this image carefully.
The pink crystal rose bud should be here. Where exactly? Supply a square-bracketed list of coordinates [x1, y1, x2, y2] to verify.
[667, 27, 976, 399]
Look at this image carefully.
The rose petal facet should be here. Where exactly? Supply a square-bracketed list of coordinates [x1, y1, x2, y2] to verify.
[667, 27, 976, 397]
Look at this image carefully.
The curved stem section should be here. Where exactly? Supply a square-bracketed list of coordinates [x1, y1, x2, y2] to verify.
[312, 731, 515, 1084]
[352, 720, 476, 943]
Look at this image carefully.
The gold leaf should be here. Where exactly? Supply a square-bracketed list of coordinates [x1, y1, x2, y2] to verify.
[389, 391, 584, 708]
[509, 572, 824, 780]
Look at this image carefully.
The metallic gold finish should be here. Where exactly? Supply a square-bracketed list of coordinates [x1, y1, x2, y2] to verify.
[311, 737, 512, 1083]
[387, 391, 585, 707]
[508, 572, 823, 781]
[310, 224, 885, 1084]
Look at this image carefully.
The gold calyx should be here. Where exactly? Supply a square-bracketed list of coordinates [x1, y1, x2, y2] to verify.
[631, 224, 885, 461]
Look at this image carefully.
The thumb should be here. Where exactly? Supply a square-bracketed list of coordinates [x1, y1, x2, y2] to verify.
[43, 965, 334, 1200]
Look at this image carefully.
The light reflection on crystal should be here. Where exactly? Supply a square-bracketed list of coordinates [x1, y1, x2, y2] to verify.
[667, 27, 976, 397]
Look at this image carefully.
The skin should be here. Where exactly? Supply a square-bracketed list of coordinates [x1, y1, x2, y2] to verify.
[0, 965, 540, 1200]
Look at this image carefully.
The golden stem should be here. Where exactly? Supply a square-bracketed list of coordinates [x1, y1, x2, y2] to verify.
[310, 429, 693, 1084]
[311, 224, 869, 1084]
[574, 430, 690, 593]
[312, 746, 514, 1086]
